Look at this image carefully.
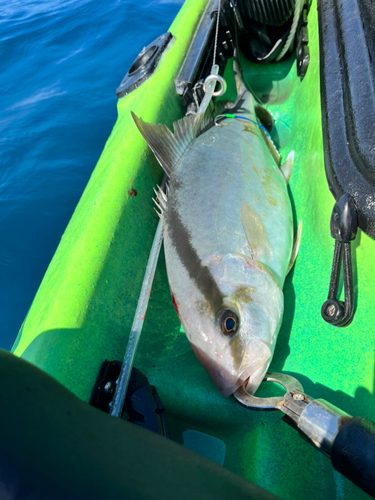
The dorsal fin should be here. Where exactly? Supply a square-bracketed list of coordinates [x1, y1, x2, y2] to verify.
[255, 105, 273, 134]
[241, 201, 271, 259]
[233, 54, 248, 97]
[260, 127, 281, 166]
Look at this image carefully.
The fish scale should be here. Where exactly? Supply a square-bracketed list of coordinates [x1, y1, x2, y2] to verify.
[168, 117, 293, 284]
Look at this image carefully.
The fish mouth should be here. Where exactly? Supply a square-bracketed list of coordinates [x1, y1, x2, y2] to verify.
[190, 343, 269, 397]
[190, 342, 271, 397]
[190, 343, 243, 397]
[239, 364, 270, 395]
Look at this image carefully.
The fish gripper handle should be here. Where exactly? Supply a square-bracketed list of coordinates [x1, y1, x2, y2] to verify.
[321, 194, 358, 327]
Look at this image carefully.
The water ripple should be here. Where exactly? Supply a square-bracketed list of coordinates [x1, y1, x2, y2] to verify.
[0, 0, 184, 349]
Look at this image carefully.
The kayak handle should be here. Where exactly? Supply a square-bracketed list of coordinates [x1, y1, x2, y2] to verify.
[321, 193, 358, 327]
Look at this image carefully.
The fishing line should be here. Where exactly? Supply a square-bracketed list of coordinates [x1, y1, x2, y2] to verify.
[215, 114, 272, 139]
[212, 0, 221, 66]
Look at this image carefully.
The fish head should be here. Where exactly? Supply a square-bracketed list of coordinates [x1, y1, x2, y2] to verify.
[182, 253, 284, 397]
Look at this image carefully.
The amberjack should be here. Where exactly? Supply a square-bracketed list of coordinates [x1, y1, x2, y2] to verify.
[132, 60, 300, 396]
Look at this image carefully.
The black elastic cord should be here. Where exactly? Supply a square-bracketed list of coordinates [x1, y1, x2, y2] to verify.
[321, 194, 357, 327]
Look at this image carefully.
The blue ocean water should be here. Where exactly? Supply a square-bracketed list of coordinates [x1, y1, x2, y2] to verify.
[0, 0, 184, 350]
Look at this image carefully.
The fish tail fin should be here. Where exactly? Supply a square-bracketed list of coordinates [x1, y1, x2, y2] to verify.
[132, 111, 209, 176]
[233, 51, 248, 97]
[131, 98, 230, 176]
[131, 111, 189, 176]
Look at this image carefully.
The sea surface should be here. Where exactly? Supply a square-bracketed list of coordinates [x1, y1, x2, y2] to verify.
[0, 0, 184, 350]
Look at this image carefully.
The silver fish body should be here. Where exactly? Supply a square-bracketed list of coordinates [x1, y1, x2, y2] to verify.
[132, 86, 296, 397]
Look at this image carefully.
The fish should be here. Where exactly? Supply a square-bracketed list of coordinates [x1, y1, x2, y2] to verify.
[131, 60, 301, 397]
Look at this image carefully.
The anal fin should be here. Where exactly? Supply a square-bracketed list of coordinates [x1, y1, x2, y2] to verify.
[287, 220, 302, 274]
[152, 185, 168, 220]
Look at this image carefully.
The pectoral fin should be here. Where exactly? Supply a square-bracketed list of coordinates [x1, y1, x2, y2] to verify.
[280, 151, 294, 183]
[241, 201, 271, 259]
[287, 220, 302, 274]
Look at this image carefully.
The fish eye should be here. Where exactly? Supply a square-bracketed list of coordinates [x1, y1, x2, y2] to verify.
[221, 310, 239, 335]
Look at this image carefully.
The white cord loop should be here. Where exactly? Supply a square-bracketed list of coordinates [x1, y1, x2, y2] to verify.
[275, 0, 304, 61]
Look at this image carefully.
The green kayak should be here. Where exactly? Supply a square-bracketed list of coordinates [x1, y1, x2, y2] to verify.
[9, 0, 375, 498]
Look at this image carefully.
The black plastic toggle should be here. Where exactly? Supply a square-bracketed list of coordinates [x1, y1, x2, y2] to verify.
[90, 360, 169, 438]
[321, 194, 358, 327]
[330, 193, 358, 242]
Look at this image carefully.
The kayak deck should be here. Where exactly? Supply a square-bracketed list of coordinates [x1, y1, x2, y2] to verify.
[11, 1, 375, 499]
